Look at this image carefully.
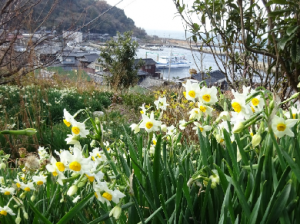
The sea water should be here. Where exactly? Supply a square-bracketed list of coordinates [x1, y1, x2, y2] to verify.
[136, 47, 223, 80]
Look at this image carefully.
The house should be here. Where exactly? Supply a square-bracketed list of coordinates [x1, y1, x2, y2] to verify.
[180, 70, 228, 90]
[77, 53, 99, 68]
[135, 58, 161, 78]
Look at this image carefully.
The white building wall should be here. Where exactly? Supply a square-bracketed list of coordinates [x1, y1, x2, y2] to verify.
[63, 31, 83, 43]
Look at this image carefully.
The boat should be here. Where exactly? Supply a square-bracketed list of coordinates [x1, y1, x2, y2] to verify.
[155, 55, 191, 69]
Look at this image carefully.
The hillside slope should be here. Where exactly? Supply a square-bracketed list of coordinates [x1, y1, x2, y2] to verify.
[31, 0, 147, 38]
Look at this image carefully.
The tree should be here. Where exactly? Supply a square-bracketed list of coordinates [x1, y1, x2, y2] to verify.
[174, 0, 300, 98]
[99, 31, 143, 90]
[0, 0, 146, 85]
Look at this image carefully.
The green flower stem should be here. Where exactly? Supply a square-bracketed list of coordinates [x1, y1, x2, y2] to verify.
[62, 173, 81, 184]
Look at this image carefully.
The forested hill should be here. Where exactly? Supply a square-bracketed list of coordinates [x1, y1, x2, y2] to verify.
[32, 0, 147, 38]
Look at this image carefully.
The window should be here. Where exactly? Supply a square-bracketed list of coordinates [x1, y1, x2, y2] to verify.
[65, 58, 72, 62]
[95, 66, 100, 71]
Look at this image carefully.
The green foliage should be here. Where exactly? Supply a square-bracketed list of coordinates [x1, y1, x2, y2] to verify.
[121, 92, 155, 111]
[100, 32, 142, 90]
[175, 0, 300, 94]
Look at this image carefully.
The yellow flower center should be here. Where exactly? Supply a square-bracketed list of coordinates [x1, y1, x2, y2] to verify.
[63, 119, 71, 127]
[153, 140, 157, 145]
[16, 183, 21, 188]
[251, 98, 259, 106]
[92, 156, 95, 161]
[56, 162, 65, 172]
[195, 110, 199, 114]
[102, 192, 113, 201]
[97, 153, 101, 158]
[200, 106, 206, 113]
[21, 176, 25, 180]
[293, 114, 296, 119]
[24, 187, 30, 192]
[94, 192, 98, 199]
[232, 102, 242, 113]
[52, 171, 58, 176]
[188, 90, 196, 98]
[86, 174, 95, 182]
[220, 139, 224, 143]
[140, 110, 144, 114]
[37, 181, 43, 186]
[72, 127, 80, 135]
[251, 106, 255, 113]
[145, 121, 153, 129]
[69, 161, 81, 171]
[250, 132, 254, 137]
[202, 94, 211, 102]
[0, 210, 7, 216]
[4, 191, 10, 195]
[200, 127, 204, 132]
[277, 123, 286, 132]
[183, 92, 186, 97]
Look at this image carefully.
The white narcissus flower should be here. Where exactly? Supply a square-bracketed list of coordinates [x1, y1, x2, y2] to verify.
[250, 94, 265, 113]
[183, 80, 200, 102]
[0, 187, 15, 195]
[32, 175, 47, 186]
[89, 148, 106, 164]
[70, 120, 89, 138]
[166, 125, 177, 137]
[130, 123, 140, 134]
[271, 115, 298, 138]
[192, 122, 212, 137]
[139, 104, 147, 115]
[63, 147, 92, 174]
[45, 156, 66, 185]
[139, 111, 161, 133]
[189, 108, 202, 121]
[93, 182, 126, 206]
[198, 102, 213, 116]
[199, 86, 218, 105]
[154, 97, 169, 111]
[231, 94, 252, 117]
[0, 206, 15, 216]
[20, 182, 35, 192]
[65, 134, 81, 148]
[179, 119, 187, 130]
[284, 106, 299, 119]
[63, 109, 75, 127]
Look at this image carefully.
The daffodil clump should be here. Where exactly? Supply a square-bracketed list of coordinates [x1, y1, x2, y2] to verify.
[0, 109, 126, 223]
[131, 80, 300, 162]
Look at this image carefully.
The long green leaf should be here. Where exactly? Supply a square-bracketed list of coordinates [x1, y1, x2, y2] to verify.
[282, 150, 300, 183]
[28, 201, 53, 224]
[57, 192, 94, 224]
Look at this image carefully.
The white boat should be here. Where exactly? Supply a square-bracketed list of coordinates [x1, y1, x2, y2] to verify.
[155, 55, 191, 69]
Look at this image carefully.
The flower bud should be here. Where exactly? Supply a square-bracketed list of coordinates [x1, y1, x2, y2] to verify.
[233, 122, 245, 133]
[161, 124, 167, 132]
[67, 185, 78, 196]
[252, 134, 262, 147]
[20, 193, 26, 199]
[0, 162, 6, 170]
[23, 210, 28, 219]
[31, 195, 36, 202]
[24, 128, 37, 136]
[109, 206, 122, 219]
[15, 217, 21, 224]
[95, 117, 100, 125]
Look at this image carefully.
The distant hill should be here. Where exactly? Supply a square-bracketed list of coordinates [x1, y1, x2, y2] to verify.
[31, 0, 147, 38]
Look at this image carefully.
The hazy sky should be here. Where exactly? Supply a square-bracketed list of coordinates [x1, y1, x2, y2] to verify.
[105, 0, 187, 31]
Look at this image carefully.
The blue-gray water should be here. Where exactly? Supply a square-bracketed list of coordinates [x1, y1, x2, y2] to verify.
[136, 47, 222, 80]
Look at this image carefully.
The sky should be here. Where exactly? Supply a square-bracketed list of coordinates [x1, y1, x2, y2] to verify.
[105, 0, 188, 32]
